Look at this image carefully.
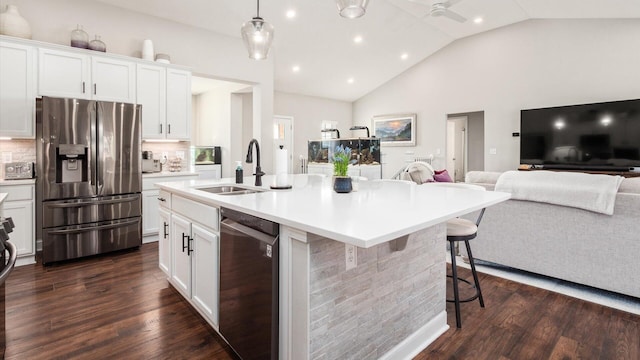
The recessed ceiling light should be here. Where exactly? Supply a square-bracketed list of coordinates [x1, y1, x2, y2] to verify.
[401, 53, 409, 60]
[353, 35, 363, 44]
[286, 9, 296, 19]
[473, 17, 483, 24]
[292, 65, 300, 73]
[347, 78, 355, 84]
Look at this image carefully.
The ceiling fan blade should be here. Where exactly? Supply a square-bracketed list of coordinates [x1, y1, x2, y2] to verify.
[446, 0, 463, 7]
[407, 0, 430, 5]
[442, 9, 467, 22]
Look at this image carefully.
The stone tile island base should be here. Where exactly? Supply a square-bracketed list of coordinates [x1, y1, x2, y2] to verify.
[279, 223, 449, 360]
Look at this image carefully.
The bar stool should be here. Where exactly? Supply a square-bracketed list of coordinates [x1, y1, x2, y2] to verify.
[430, 182, 486, 328]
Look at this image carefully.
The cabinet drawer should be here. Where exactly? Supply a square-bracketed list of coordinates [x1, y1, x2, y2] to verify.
[0, 184, 34, 201]
[158, 190, 171, 209]
[172, 195, 219, 231]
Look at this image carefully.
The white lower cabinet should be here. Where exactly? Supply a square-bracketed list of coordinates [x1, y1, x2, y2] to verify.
[142, 174, 198, 242]
[142, 189, 160, 235]
[165, 197, 219, 328]
[0, 183, 36, 265]
[190, 223, 219, 326]
[171, 214, 192, 297]
[158, 207, 171, 276]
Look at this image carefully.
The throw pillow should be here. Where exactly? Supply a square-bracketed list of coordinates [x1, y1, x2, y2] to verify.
[433, 169, 453, 182]
[408, 169, 423, 184]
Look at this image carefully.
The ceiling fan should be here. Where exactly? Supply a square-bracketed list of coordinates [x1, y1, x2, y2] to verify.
[408, 0, 467, 23]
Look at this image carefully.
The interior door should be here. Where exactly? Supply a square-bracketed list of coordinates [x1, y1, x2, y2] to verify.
[273, 115, 294, 173]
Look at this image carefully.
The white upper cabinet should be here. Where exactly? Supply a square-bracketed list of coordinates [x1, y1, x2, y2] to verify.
[137, 64, 166, 139]
[38, 48, 91, 99]
[138, 66, 191, 140]
[90, 56, 136, 102]
[39, 48, 135, 102]
[165, 68, 191, 140]
[0, 40, 36, 138]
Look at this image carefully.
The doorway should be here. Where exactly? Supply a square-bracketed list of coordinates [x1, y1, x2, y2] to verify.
[447, 116, 467, 182]
[446, 111, 485, 182]
[273, 115, 294, 173]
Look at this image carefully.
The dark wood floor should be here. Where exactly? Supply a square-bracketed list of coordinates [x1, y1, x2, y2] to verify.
[5, 243, 640, 359]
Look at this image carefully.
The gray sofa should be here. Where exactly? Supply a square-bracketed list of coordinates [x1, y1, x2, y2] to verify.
[463, 171, 640, 299]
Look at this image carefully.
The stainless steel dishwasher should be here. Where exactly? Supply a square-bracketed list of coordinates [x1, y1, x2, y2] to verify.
[219, 207, 279, 360]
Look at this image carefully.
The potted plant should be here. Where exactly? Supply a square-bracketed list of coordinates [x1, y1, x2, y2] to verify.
[331, 145, 352, 193]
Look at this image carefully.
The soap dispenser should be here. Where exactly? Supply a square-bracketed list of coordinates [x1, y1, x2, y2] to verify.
[235, 161, 243, 184]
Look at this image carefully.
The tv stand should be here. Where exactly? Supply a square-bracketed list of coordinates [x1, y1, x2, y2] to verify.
[519, 167, 640, 178]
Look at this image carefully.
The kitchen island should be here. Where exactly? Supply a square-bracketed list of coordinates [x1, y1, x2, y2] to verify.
[156, 174, 510, 359]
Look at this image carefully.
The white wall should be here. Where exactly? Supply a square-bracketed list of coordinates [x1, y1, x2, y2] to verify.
[192, 83, 248, 177]
[5, 0, 276, 171]
[274, 92, 353, 173]
[353, 19, 640, 175]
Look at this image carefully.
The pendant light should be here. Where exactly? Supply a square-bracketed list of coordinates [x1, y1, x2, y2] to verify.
[241, 0, 274, 60]
[336, 0, 369, 19]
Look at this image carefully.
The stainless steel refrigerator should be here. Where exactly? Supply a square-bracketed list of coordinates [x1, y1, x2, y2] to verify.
[36, 96, 142, 264]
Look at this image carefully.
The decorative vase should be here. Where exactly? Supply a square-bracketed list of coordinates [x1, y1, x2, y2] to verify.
[333, 176, 352, 193]
[88, 35, 106, 52]
[70, 24, 89, 49]
[142, 39, 154, 60]
[0, 5, 32, 39]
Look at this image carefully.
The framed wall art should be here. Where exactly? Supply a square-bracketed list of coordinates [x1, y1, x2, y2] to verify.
[372, 113, 416, 146]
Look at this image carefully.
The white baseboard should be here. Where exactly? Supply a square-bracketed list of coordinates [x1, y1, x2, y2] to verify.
[379, 311, 449, 360]
[142, 234, 158, 244]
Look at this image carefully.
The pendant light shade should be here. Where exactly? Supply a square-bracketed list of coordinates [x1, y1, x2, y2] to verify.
[336, 0, 369, 19]
[241, 0, 274, 60]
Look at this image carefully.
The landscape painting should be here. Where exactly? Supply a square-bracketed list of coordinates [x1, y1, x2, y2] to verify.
[372, 114, 416, 146]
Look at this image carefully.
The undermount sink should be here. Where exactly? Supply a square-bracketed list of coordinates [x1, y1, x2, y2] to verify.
[198, 185, 266, 195]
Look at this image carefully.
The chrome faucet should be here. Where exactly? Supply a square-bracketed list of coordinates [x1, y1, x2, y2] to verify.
[246, 138, 265, 186]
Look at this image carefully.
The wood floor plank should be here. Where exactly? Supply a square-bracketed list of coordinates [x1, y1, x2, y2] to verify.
[423, 264, 640, 360]
[4, 243, 640, 359]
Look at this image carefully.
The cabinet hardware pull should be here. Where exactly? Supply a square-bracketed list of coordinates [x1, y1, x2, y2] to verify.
[187, 236, 193, 255]
[168, 124, 171, 134]
[163, 222, 169, 239]
[182, 233, 189, 252]
[160, 124, 163, 134]
[157, 197, 166, 202]
[82, 82, 85, 93]
[94, 84, 97, 95]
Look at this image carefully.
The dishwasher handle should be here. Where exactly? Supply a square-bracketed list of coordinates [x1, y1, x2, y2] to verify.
[221, 218, 279, 247]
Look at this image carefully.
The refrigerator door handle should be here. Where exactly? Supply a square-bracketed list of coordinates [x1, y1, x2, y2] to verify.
[48, 219, 139, 235]
[90, 101, 98, 190]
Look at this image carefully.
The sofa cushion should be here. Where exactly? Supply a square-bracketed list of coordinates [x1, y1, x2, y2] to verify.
[465, 171, 502, 185]
[619, 177, 640, 194]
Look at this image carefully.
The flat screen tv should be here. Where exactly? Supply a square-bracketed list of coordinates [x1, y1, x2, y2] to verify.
[520, 99, 640, 171]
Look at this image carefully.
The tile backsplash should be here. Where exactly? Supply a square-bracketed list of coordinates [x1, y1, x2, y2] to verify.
[0, 140, 192, 178]
[141, 142, 192, 171]
[0, 140, 36, 178]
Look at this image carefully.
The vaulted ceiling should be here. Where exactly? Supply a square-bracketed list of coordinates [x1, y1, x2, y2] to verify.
[94, 0, 640, 102]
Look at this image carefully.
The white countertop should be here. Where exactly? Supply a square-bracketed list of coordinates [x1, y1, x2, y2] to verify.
[143, 171, 198, 178]
[157, 174, 510, 248]
[0, 179, 36, 186]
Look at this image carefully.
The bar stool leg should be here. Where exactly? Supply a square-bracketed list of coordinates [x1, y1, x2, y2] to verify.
[464, 239, 484, 308]
[449, 239, 462, 328]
